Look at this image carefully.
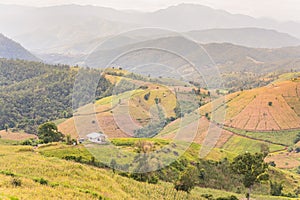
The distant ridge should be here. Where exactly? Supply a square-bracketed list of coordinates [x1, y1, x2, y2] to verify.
[187, 28, 300, 48]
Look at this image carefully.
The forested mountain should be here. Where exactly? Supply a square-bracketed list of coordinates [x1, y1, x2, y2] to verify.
[0, 33, 38, 61]
[0, 59, 112, 133]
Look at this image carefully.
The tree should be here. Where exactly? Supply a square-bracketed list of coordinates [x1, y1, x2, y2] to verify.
[260, 144, 270, 156]
[230, 153, 269, 200]
[4, 124, 8, 132]
[110, 159, 117, 174]
[38, 122, 64, 143]
[174, 166, 198, 193]
[294, 133, 300, 144]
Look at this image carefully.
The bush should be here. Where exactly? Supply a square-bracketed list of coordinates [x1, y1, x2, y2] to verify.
[34, 177, 48, 185]
[216, 196, 239, 200]
[11, 177, 22, 187]
[268, 161, 276, 167]
[296, 166, 300, 174]
[21, 139, 39, 146]
[201, 194, 213, 199]
[294, 133, 300, 144]
[144, 92, 150, 101]
[270, 181, 283, 196]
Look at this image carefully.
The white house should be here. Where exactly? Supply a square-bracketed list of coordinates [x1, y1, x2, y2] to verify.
[86, 132, 107, 144]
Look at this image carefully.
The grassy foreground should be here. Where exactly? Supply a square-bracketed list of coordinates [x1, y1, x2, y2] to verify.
[0, 142, 297, 200]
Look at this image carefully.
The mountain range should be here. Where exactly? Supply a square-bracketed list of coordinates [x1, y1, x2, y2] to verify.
[1, 3, 300, 57]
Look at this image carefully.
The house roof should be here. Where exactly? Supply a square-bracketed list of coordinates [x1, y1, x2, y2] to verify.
[86, 132, 105, 138]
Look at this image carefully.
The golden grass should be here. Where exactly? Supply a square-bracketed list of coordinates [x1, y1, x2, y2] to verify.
[0, 145, 207, 200]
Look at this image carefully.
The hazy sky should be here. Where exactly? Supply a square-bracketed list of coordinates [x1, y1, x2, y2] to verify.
[0, 0, 299, 21]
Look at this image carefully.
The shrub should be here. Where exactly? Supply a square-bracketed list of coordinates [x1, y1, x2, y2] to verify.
[268, 161, 276, 167]
[216, 196, 239, 200]
[294, 133, 300, 144]
[34, 177, 48, 185]
[144, 92, 150, 101]
[0, 170, 15, 177]
[270, 181, 283, 196]
[268, 102, 273, 106]
[11, 177, 21, 187]
[201, 194, 214, 199]
[296, 166, 300, 174]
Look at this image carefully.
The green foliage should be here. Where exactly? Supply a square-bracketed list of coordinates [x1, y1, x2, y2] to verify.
[0, 170, 15, 177]
[21, 138, 39, 146]
[65, 134, 72, 145]
[230, 153, 269, 199]
[0, 59, 112, 133]
[216, 196, 239, 200]
[270, 181, 283, 196]
[296, 166, 300, 174]
[268, 161, 276, 167]
[294, 132, 300, 144]
[38, 122, 64, 143]
[34, 177, 48, 185]
[134, 105, 166, 138]
[174, 166, 198, 193]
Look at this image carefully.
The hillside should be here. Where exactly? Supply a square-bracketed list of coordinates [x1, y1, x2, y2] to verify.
[0, 144, 203, 200]
[0, 142, 296, 200]
[0, 59, 112, 133]
[58, 69, 205, 139]
[0, 33, 38, 61]
[200, 78, 300, 131]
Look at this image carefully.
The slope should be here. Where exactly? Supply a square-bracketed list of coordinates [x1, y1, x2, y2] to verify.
[200, 78, 300, 132]
[0, 33, 38, 61]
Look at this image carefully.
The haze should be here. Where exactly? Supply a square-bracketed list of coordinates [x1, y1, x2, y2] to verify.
[0, 0, 299, 22]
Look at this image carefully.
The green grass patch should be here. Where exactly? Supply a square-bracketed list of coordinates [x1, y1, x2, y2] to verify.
[225, 127, 299, 146]
[222, 135, 285, 154]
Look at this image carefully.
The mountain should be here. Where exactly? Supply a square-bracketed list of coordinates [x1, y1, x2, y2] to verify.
[0, 33, 38, 61]
[85, 35, 300, 71]
[187, 28, 300, 48]
[1, 3, 300, 56]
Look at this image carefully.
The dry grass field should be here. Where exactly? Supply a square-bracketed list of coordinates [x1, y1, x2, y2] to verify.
[201, 79, 300, 131]
[0, 130, 37, 141]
